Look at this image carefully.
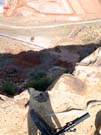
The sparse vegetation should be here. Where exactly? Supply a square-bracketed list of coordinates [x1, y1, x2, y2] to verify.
[26, 71, 54, 91]
[29, 71, 47, 80]
[2, 81, 15, 96]
[27, 77, 53, 91]
[64, 67, 74, 74]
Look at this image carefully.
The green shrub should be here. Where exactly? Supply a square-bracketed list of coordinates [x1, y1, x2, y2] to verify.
[27, 77, 53, 91]
[3, 81, 15, 96]
[64, 67, 74, 74]
[33, 72, 46, 80]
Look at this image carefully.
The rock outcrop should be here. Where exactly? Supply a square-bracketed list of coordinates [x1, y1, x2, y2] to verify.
[0, 90, 29, 135]
[74, 47, 101, 94]
[28, 47, 101, 135]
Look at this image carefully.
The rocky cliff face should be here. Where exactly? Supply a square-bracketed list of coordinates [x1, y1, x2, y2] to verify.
[28, 47, 101, 135]
[0, 33, 101, 135]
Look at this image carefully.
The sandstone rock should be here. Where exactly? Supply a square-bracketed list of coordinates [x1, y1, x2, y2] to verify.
[0, 90, 29, 135]
[74, 47, 101, 92]
[0, 37, 36, 54]
[75, 47, 101, 66]
[28, 87, 101, 135]
[0, 94, 9, 102]
[28, 48, 101, 135]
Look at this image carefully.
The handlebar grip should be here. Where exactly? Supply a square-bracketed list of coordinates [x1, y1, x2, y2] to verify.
[55, 112, 90, 135]
[73, 113, 90, 125]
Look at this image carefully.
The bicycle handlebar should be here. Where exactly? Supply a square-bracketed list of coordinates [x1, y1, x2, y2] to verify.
[30, 109, 90, 135]
[55, 113, 90, 135]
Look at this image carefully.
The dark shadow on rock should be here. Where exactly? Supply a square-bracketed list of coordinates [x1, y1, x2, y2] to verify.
[28, 91, 64, 135]
[94, 110, 101, 135]
[0, 42, 100, 96]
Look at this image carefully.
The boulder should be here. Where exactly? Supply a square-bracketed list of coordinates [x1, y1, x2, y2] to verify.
[74, 47, 101, 93]
[28, 47, 101, 135]
[28, 87, 101, 135]
[0, 90, 29, 135]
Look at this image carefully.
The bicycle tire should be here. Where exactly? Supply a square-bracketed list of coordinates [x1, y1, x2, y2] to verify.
[30, 109, 55, 135]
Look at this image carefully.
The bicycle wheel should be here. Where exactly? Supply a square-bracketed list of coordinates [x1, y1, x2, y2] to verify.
[30, 109, 55, 135]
